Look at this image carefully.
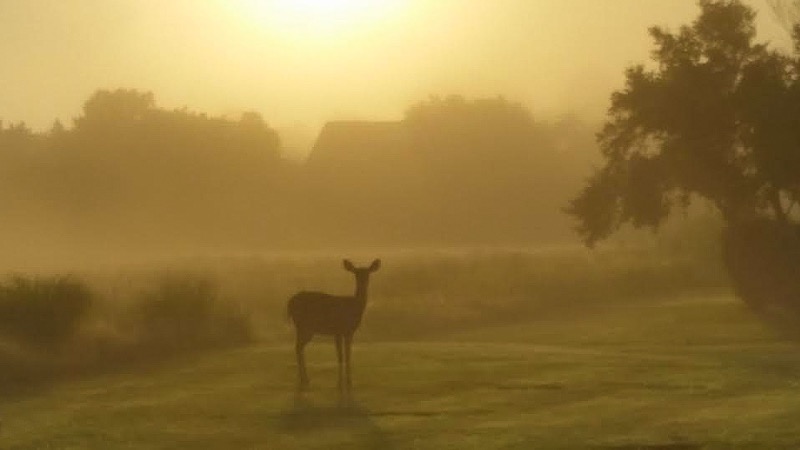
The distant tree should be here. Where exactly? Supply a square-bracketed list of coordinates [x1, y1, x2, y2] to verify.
[65, 89, 281, 184]
[404, 95, 539, 177]
[0, 88, 298, 255]
[0, 121, 36, 151]
[74, 89, 156, 131]
[49, 119, 66, 136]
[402, 95, 590, 242]
[41, 89, 286, 246]
[0, 121, 41, 188]
[567, 0, 800, 314]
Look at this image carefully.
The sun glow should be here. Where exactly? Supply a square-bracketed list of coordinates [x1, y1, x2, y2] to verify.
[235, 0, 405, 42]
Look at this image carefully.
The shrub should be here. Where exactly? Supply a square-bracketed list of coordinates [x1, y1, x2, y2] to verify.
[723, 219, 800, 315]
[0, 276, 93, 350]
[131, 274, 252, 351]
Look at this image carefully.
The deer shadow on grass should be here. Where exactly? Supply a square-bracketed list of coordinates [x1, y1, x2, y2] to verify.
[277, 392, 393, 448]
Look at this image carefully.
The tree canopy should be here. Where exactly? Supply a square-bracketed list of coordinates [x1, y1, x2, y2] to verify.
[568, 0, 800, 246]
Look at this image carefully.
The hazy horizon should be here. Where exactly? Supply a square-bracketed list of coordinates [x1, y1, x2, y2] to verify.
[2, 1, 788, 158]
[6, 4, 800, 448]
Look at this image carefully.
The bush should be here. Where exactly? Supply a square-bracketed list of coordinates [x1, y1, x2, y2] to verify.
[0, 276, 93, 350]
[723, 219, 800, 315]
[131, 274, 252, 351]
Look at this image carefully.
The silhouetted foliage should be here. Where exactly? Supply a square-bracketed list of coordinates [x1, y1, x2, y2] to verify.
[0, 88, 598, 258]
[568, 0, 800, 243]
[0, 89, 287, 254]
[408, 96, 591, 241]
[0, 276, 92, 350]
[131, 274, 252, 351]
[74, 89, 156, 131]
[568, 0, 800, 314]
[405, 95, 538, 178]
[295, 95, 595, 246]
[65, 89, 283, 218]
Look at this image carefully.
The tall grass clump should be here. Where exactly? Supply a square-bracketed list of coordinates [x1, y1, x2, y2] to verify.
[130, 273, 252, 351]
[0, 276, 92, 351]
[355, 244, 730, 339]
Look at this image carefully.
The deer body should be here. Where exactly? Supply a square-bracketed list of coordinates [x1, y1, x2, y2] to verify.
[288, 259, 380, 390]
[288, 292, 366, 335]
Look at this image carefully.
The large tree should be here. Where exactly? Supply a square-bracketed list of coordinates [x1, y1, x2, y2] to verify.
[568, 0, 800, 315]
[568, 0, 800, 246]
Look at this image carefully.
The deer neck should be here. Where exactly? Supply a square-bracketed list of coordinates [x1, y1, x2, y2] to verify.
[354, 279, 370, 306]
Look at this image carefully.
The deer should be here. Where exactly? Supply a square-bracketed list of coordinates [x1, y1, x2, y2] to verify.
[287, 258, 381, 391]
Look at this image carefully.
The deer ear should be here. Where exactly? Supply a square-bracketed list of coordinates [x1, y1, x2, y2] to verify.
[369, 259, 381, 272]
[343, 259, 356, 272]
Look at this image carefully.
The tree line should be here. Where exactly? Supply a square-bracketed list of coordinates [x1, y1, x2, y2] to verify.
[0, 90, 595, 261]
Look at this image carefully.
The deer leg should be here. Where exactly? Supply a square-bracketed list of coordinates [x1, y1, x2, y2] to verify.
[343, 334, 353, 390]
[335, 335, 344, 390]
[295, 331, 312, 390]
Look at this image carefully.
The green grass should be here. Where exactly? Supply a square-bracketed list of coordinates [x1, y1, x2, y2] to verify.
[4, 289, 800, 449]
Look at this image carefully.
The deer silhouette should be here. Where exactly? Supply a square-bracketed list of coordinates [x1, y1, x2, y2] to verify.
[287, 258, 381, 391]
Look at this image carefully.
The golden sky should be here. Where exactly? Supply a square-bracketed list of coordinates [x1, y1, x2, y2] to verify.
[0, 0, 788, 147]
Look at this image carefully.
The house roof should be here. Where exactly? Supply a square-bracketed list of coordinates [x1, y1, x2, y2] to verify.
[305, 120, 408, 172]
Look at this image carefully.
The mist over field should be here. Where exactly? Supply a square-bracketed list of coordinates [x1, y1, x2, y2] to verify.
[6, 1, 800, 448]
[0, 91, 599, 271]
[0, 0, 787, 270]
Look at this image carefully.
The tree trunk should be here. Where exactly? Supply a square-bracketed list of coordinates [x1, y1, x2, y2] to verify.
[723, 218, 800, 315]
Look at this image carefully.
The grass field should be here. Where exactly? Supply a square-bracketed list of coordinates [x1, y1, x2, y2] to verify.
[3, 248, 800, 449]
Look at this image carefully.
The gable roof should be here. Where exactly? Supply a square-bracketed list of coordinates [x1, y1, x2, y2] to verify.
[305, 120, 408, 172]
